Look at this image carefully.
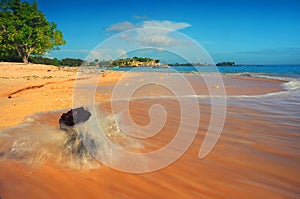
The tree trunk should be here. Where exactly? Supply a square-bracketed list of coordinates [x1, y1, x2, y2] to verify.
[17, 45, 30, 64]
[22, 55, 29, 64]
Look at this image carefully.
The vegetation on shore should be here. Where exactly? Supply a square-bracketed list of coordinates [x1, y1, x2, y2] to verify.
[216, 62, 236, 66]
[29, 57, 84, 67]
[112, 57, 160, 67]
[22, 57, 159, 67]
[0, 0, 66, 64]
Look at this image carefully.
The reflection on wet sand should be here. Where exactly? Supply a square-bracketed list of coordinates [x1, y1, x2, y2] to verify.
[0, 72, 299, 199]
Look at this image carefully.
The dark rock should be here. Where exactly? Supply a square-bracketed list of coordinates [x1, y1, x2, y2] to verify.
[59, 107, 93, 158]
[59, 107, 91, 130]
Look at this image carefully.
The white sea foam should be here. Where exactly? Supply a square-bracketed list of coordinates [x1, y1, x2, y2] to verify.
[0, 109, 145, 170]
[237, 73, 300, 91]
[107, 89, 290, 101]
[282, 79, 300, 91]
[106, 73, 300, 102]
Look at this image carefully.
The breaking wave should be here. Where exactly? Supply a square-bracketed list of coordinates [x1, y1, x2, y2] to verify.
[0, 108, 143, 170]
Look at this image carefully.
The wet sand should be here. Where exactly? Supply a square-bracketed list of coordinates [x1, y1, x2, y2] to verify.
[0, 62, 299, 199]
[0, 63, 282, 130]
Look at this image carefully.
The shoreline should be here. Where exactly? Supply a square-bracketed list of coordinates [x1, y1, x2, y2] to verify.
[0, 62, 299, 199]
[0, 62, 284, 130]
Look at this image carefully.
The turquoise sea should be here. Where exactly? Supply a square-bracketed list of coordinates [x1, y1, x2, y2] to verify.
[110, 65, 300, 78]
[110, 65, 300, 126]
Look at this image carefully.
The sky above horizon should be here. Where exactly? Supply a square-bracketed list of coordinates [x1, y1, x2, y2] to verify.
[35, 0, 300, 64]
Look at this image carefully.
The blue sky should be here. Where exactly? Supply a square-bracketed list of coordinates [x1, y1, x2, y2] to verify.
[36, 0, 300, 64]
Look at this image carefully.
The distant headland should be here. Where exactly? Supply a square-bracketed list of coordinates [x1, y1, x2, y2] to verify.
[215, 62, 236, 66]
[111, 57, 161, 67]
[2, 54, 244, 67]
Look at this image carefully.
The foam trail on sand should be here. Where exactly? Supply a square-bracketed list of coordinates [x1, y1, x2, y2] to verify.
[0, 109, 143, 170]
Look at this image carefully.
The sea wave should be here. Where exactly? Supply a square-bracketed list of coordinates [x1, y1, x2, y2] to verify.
[236, 72, 300, 92]
[0, 110, 143, 170]
[282, 79, 300, 91]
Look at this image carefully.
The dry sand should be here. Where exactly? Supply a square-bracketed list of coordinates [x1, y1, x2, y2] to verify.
[0, 62, 125, 130]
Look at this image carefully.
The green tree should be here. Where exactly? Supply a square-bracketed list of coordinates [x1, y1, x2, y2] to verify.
[0, 0, 66, 63]
[216, 62, 235, 66]
[61, 58, 83, 67]
[29, 56, 61, 66]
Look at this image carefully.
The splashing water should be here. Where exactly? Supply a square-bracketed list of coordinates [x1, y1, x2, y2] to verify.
[0, 106, 144, 170]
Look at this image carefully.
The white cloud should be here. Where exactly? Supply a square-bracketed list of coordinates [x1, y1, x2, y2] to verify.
[116, 49, 127, 59]
[143, 20, 191, 31]
[138, 34, 181, 47]
[132, 15, 149, 20]
[105, 21, 139, 32]
[136, 20, 191, 47]
[156, 48, 165, 52]
[118, 33, 133, 40]
[106, 20, 191, 33]
[88, 50, 109, 61]
[106, 20, 191, 47]
[87, 49, 127, 61]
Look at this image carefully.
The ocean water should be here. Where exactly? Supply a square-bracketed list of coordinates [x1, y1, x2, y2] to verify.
[111, 65, 300, 121]
[113, 65, 300, 103]
[110, 65, 300, 78]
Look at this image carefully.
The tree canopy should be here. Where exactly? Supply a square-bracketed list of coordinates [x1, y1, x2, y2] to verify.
[112, 57, 160, 66]
[216, 62, 236, 66]
[61, 58, 83, 67]
[0, 0, 66, 63]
